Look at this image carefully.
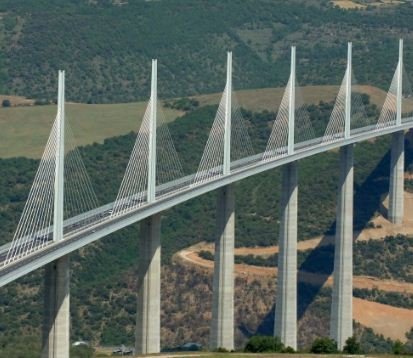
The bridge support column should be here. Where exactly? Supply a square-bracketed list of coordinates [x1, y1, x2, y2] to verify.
[210, 184, 234, 351]
[274, 162, 297, 350]
[135, 214, 161, 354]
[389, 131, 404, 224]
[330, 144, 353, 350]
[42, 255, 70, 358]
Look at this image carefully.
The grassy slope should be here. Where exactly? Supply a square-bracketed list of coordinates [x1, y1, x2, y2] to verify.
[195, 85, 390, 111]
[0, 102, 181, 158]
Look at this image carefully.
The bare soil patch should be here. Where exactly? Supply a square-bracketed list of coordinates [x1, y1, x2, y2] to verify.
[332, 0, 366, 9]
[0, 95, 34, 107]
[354, 297, 413, 342]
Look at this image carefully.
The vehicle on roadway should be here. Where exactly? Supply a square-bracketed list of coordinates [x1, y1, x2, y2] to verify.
[112, 344, 133, 355]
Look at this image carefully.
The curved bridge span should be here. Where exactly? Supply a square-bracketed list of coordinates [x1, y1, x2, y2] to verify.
[1, 40, 412, 356]
[0, 119, 412, 288]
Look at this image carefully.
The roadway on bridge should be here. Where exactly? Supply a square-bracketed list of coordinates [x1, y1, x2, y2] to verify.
[1, 119, 413, 288]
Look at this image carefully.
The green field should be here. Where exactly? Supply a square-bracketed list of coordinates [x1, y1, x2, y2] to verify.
[0, 84, 396, 159]
[0, 101, 182, 158]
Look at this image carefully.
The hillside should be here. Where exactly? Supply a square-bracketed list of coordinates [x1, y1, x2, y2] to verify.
[0, 0, 411, 103]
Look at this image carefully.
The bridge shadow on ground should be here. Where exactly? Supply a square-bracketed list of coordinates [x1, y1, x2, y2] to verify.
[252, 132, 413, 339]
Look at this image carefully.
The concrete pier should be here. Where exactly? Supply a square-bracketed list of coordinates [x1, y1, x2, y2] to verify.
[389, 131, 404, 224]
[330, 144, 353, 350]
[135, 214, 161, 354]
[210, 184, 235, 351]
[274, 162, 298, 350]
[42, 255, 70, 358]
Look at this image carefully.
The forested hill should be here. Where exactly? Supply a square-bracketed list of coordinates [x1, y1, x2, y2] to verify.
[0, 0, 412, 103]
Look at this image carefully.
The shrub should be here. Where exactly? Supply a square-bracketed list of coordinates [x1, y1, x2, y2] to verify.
[343, 335, 363, 354]
[393, 340, 406, 355]
[282, 346, 295, 353]
[2, 99, 10, 107]
[310, 337, 338, 354]
[244, 335, 284, 353]
[34, 98, 49, 105]
[198, 250, 214, 261]
[215, 347, 228, 352]
[164, 97, 199, 112]
[70, 345, 95, 358]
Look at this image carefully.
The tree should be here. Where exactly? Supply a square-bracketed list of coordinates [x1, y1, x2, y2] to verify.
[393, 340, 406, 355]
[244, 336, 284, 353]
[310, 337, 338, 354]
[34, 98, 49, 105]
[282, 346, 295, 353]
[343, 335, 363, 354]
[405, 327, 413, 354]
[70, 345, 95, 358]
[2, 99, 10, 108]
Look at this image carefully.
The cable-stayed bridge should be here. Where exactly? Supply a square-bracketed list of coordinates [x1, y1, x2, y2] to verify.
[1, 40, 412, 356]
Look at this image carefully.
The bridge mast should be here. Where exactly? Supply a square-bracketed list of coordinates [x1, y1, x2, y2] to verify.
[288, 47, 296, 155]
[344, 42, 352, 139]
[330, 42, 354, 350]
[223, 52, 232, 175]
[274, 46, 298, 350]
[397, 39, 403, 126]
[210, 51, 235, 351]
[53, 70, 65, 242]
[42, 71, 70, 358]
[389, 39, 405, 224]
[148, 59, 157, 203]
[136, 60, 161, 355]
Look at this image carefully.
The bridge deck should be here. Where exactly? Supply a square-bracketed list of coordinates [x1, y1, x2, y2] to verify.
[0, 120, 412, 287]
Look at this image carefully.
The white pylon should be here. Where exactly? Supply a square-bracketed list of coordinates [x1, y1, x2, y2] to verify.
[344, 42, 352, 139]
[344, 42, 352, 138]
[147, 59, 157, 203]
[223, 52, 232, 176]
[287, 46, 296, 155]
[53, 70, 65, 242]
[396, 39, 403, 126]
